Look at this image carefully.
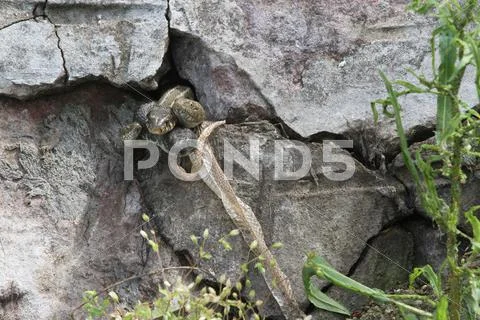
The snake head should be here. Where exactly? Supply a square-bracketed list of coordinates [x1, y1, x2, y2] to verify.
[121, 122, 143, 140]
[172, 98, 206, 128]
[146, 106, 177, 135]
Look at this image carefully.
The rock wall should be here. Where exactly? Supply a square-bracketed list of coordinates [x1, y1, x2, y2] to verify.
[0, 1, 476, 319]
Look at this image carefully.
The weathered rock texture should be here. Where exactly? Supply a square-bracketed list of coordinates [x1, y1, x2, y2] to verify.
[0, 84, 411, 319]
[0, 85, 182, 320]
[1, 0, 474, 319]
[169, 0, 479, 162]
[0, 0, 169, 98]
[403, 219, 446, 272]
[313, 226, 414, 320]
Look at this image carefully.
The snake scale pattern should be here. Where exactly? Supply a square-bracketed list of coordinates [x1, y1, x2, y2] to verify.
[192, 121, 305, 319]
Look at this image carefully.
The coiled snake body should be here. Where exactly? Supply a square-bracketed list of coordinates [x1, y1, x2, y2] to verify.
[121, 86, 205, 140]
[122, 86, 304, 319]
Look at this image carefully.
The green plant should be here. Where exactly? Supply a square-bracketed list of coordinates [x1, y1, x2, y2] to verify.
[304, 1, 480, 319]
[77, 214, 283, 320]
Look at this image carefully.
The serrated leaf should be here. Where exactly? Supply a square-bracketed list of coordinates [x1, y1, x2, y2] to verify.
[464, 274, 480, 318]
[466, 206, 480, 254]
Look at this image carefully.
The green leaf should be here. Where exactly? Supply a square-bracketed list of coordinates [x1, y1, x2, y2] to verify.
[436, 28, 457, 142]
[434, 296, 448, 320]
[134, 302, 152, 318]
[464, 273, 480, 319]
[409, 265, 442, 298]
[190, 235, 198, 246]
[465, 206, 480, 254]
[447, 52, 472, 83]
[271, 242, 283, 249]
[439, 114, 462, 145]
[307, 285, 351, 316]
[303, 253, 389, 305]
[240, 263, 249, 273]
[254, 262, 265, 274]
[200, 251, 212, 260]
[467, 35, 480, 102]
[394, 80, 427, 93]
[148, 240, 159, 252]
[379, 71, 422, 186]
[228, 229, 240, 237]
[408, 0, 436, 14]
[219, 238, 232, 251]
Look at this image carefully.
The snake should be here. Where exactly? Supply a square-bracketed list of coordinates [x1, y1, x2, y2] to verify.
[120, 85, 206, 140]
[189, 121, 305, 319]
[121, 86, 305, 319]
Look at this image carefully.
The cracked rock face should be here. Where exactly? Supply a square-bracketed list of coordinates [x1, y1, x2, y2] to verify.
[0, 85, 181, 319]
[0, 20, 65, 97]
[139, 122, 409, 317]
[169, 0, 477, 159]
[0, 0, 169, 98]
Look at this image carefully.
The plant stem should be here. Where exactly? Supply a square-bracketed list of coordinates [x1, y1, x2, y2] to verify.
[391, 300, 433, 318]
[446, 134, 463, 320]
[386, 294, 436, 307]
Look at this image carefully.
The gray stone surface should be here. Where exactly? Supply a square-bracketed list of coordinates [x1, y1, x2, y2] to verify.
[139, 122, 409, 317]
[403, 219, 446, 273]
[0, 0, 169, 98]
[0, 20, 65, 98]
[312, 226, 414, 319]
[169, 1, 429, 136]
[0, 85, 181, 319]
[46, 0, 169, 89]
[0, 0, 37, 29]
[169, 0, 477, 161]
